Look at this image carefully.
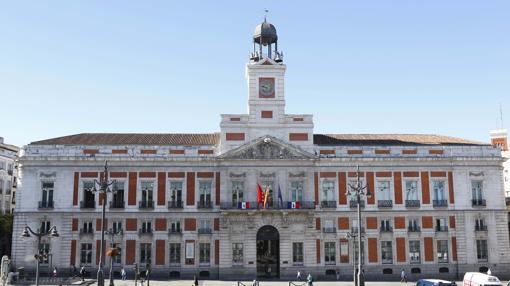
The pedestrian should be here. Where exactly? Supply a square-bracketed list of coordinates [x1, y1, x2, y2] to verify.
[79, 266, 85, 281]
[193, 275, 199, 286]
[307, 273, 313, 286]
[487, 268, 492, 276]
[296, 270, 301, 281]
[336, 269, 340, 281]
[71, 265, 77, 278]
[252, 279, 257, 286]
[401, 269, 407, 283]
[121, 267, 127, 281]
[53, 267, 58, 277]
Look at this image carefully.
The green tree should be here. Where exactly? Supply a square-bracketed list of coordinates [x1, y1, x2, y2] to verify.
[0, 214, 13, 257]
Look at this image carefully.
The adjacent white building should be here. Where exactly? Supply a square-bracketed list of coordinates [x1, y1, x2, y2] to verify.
[11, 20, 510, 280]
[0, 137, 19, 215]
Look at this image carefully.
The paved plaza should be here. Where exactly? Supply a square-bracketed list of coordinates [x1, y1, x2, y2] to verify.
[81, 280, 469, 286]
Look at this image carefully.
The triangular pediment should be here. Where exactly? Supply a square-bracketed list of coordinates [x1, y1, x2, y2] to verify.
[255, 57, 277, 66]
[219, 135, 316, 160]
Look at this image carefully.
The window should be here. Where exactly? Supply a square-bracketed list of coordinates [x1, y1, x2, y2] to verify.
[290, 181, 303, 202]
[140, 243, 152, 264]
[82, 181, 95, 207]
[231, 181, 244, 206]
[405, 181, 419, 200]
[80, 243, 92, 264]
[39, 243, 50, 264]
[111, 181, 124, 207]
[322, 180, 335, 202]
[7, 163, 13, 175]
[471, 181, 483, 202]
[141, 181, 154, 202]
[112, 221, 122, 233]
[40, 220, 51, 233]
[199, 243, 210, 264]
[432, 180, 446, 200]
[232, 243, 243, 264]
[199, 220, 212, 233]
[436, 218, 448, 231]
[408, 218, 420, 231]
[380, 219, 392, 231]
[82, 221, 93, 233]
[324, 242, 336, 265]
[293, 242, 303, 264]
[5, 183, 11, 195]
[475, 218, 487, 231]
[437, 240, 449, 263]
[112, 243, 122, 264]
[42, 181, 54, 204]
[199, 181, 212, 205]
[476, 240, 488, 261]
[409, 240, 420, 263]
[169, 243, 181, 264]
[0, 180, 3, 194]
[381, 241, 393, 264]
[377, 181, 391, 200]
[169, 220, 181, 232]
[141, 221, 152, 233]
[169, 181, 183, 204]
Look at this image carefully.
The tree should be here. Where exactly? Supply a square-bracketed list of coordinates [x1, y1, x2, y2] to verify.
[0, 214, 13, 257]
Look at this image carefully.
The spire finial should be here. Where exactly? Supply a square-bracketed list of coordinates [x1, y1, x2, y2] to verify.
[264, 9, 269, 22]
[499, 102, 504, 129]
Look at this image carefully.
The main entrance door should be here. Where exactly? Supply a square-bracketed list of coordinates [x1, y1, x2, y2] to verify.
[256, 225, 280, 279]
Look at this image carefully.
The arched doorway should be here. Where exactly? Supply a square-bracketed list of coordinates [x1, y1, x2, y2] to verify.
[256, 225, 280, 279]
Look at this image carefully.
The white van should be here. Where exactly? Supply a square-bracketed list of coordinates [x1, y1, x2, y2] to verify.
[463, 272, 502, 286]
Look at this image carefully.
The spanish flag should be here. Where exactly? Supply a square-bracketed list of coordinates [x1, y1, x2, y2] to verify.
[257, 183, 264, 206]
[263, 186, 270, 209]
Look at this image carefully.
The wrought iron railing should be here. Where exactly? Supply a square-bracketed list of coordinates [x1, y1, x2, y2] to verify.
[408, 226, 421, 232]
[321, 200, 337, 208]
[405, 200, 420, 208]
[377, 200, 393, 208]
[167, 200, 183, 209]
[322, 227, 337, 233]
[349, 200, 365, 208]
[109, 201, 125, 209]
[38, 201, 54, 209]
[138, 200, 154, 209]
[198, 228, 212, 234]
[472, 199, 486, 206]
[433, 199, 448, 207]
[80, 200, 95, 209]
[197, 200, 213, 209]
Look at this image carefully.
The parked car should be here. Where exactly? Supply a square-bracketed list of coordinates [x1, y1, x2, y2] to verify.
[416, 279, 457, 286]
[463, 272, 502, 286]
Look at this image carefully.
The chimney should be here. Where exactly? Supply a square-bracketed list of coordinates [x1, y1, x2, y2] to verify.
[489, 129, 508, 151]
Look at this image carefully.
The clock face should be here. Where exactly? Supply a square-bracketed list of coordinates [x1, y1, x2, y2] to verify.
[259, 77, 275, 98]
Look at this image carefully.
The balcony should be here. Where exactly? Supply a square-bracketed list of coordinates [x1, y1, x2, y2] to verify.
[377, 200, 393, 208]
[320, 201, 337, 208]
[349, 200, 365, 208]
[167, 200, 183, 209]
[350, 227, 365, 234]
[433, 200, 448, 207]
[381, 258, 393, 264]
[109, 201, 125, 209]
[405, 200, 421, 208]
[138, 200, 154, 209]
[408, 226, 421, 232]
[138, 228, 153, 235]
[80, 200, 95, 209]
[436, 225, 448, 232]
[472, 199, 486, 207]
[79, 228, 94, 235]
[168, 228, 182, 235]
[197, 200, 213, 209]
[198, 228, 212, 234]
[410, 257, 421, 264]
[322, 227, 337, 233]
[38, 201, 54, 209]
[380, 226, 393, 233]
[475, 225, 488, 232]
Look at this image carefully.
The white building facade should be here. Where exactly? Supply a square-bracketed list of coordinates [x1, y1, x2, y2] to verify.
[12, 21, 510, 280]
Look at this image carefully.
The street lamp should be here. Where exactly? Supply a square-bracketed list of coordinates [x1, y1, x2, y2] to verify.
[20, 225, 59, 286]
[88, 160, 117, 286]
[106, 228, 123, 286]
[346, 166, 371, 286]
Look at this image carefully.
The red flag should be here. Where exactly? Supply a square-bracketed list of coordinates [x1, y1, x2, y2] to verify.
[257, 183, 264, 204]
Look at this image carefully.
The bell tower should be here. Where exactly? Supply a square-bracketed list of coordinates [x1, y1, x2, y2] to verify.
[219, 18, 314, 154]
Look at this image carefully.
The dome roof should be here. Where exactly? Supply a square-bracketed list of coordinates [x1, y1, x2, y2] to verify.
[253, 20, 278, 45]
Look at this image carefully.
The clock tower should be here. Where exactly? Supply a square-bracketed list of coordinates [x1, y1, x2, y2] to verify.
[220, 18, 314, 153]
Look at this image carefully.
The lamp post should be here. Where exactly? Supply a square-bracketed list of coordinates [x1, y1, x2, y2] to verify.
[20, 225, 59, 286]
[88, 161, 117, 286]
[106, 228, 123, 286]
[346, 166, 371, 286]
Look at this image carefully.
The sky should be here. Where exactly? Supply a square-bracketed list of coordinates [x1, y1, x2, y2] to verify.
[0, 1, 509, 147]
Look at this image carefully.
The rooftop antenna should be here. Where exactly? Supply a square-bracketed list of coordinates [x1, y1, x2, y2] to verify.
[264, 9, 269, 22]
[499, 102, 504, 129]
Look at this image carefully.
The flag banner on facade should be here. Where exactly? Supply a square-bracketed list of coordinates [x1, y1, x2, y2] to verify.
[277, 185, 283, 207]
[287, 201, 301, 209]
[237, 202, 250, 209]
[263, 186, 269, 209]
[257, 183, 264, 205]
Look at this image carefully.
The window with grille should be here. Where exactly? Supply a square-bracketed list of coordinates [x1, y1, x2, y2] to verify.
[409, 240, 420, 263]
[436, 240, 449, 263]
[231, 181, 244, 206]
[471, 181, 484, 200]
[169, 181, 183, 203]
[324, 242, 336, 265]
[199, 243, 210, 264]
[432, 181, 446, 200]
[377, 181, 391, 200]
[169, 243, 181, 264]
[141, 181, 154, 202]
[232, 243, 243, 264]
[199, 181, 212, 205]
[293, 242, 304, 264]
[405, 181, 419, 200]
[80, 243, 92, 264]
[476, 240, 488, 261]
[322, 180, 335, 202]
[291, 181, 303, 202]
[140, 243, 152, 264]
[381, 241, 393, 264]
